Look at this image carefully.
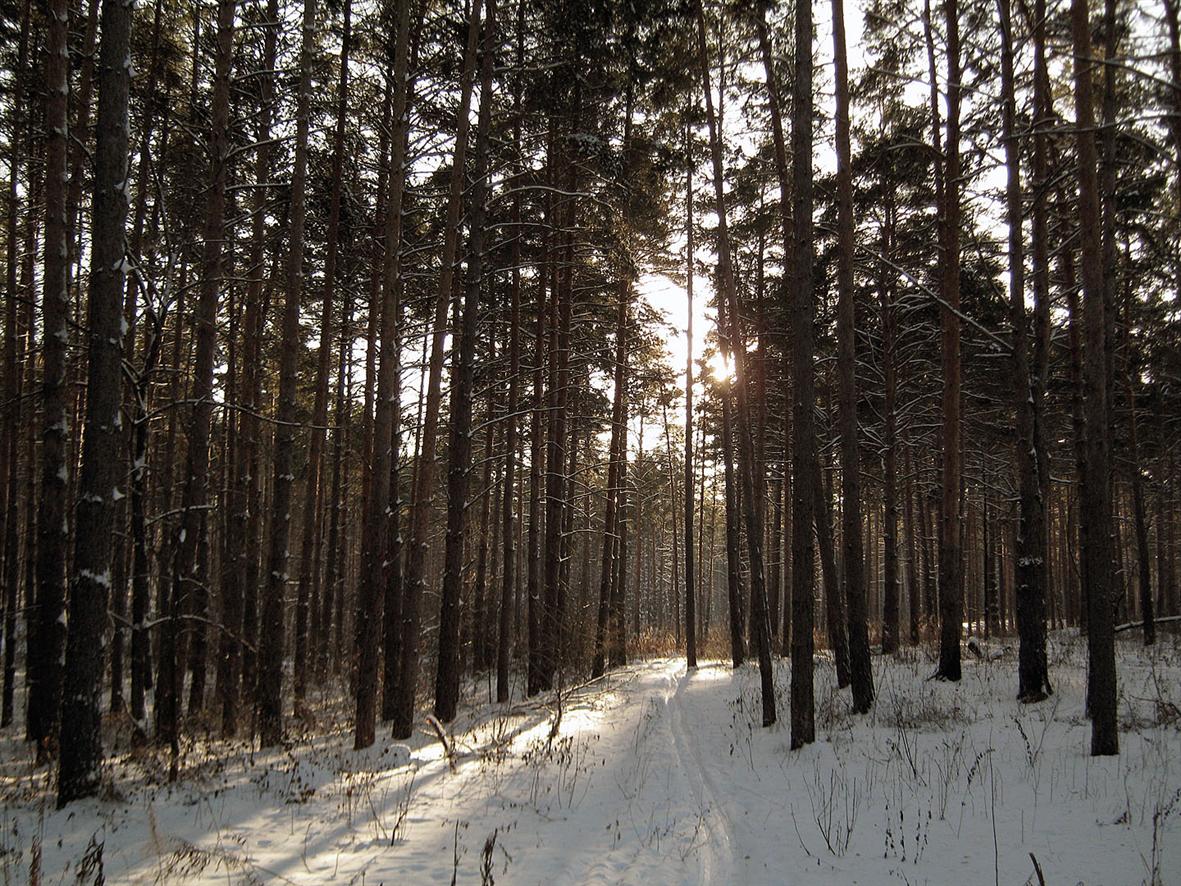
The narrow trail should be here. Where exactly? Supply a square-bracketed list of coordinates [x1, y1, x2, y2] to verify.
[665, 667, 740, 884]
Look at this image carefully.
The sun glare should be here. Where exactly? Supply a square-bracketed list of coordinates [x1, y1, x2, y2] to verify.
[708, 352, 734, 382]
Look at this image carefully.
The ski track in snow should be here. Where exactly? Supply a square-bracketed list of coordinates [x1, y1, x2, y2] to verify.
[666, 667, 739, 884]
[2, 635, 1180, 885]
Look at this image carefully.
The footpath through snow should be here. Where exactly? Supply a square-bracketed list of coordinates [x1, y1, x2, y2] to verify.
[2, 634, 1180, 884]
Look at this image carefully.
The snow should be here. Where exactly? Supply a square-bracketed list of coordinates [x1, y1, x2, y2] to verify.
[2, 634, 1179, 884]
[79, 569, 112, 589]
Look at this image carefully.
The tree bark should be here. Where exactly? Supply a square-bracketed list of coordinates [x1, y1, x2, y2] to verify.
[157, 0, 236, 745]
[435, 0, 497, 722]
[497, 0, 526, 703]
[791, 0, 818, 747]
[832, 0, 874, 711]
[392, 0, 483, 738]
[355, 0, 412, 748]
[295, 0, 352, 709]
[257, 0, 316, 747]
[222, 0, 278, 736]
[57, 0, 133, 805]
[696, 3, 775, 724]
[32, 0, 70, 754]
[684, 136, 697, 669]
[934, 0, 964, 682]
[1001, 0, 1051, 701]
[1070, 0, 1118, 756]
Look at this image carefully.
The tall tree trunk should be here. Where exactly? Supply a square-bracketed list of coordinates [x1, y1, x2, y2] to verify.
[815, 469, 849, 685]
[1001, 0, 1051, 701]
[591, 244, 630, 678]
[661, 398, 682, 649]
[696, 4, 775, 724]
[790, 0, 818, 747]
[223, 0, 278, 735]
[369, 66, 398, 716]
[497, 0, 525, 703]
[157, 0, 236, 746]
[683, 138, 697, 669]
[5, 0, 31, 739]
[540, 88, 579, 691]
[934, 0, 964, 682]
[717, 386, 745, 666]
[525, 149, 554, 696]
[880, 193, 900, 655]
[436, 0, 497, 722]
[592, 87, 637, 680]
[392, 0, 483, 739]
[257, 0, 316, 747]
[355, 0, 412, 749]
[1120, 246, 1153, 645]
[130, 307, 165, 732]
[756, 8, 796, 658]
[610, 432, 630, 668]
[1029, 0, 1055, 640]
[295, 0, 352, 709]
[57, 0, 133, 805]
[112, 0, 165, 720]
[1070, 0, 1118, 756]
[832, 0, 873, 711]
[904, 445, 920, 644]
[32, 0, 70, 754]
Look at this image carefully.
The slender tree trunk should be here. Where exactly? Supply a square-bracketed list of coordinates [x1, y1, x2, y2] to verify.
[318, 272, 355, 682]
[696, 6, 775, 723]
[57, 0, 133, 805]
[540, 87, 579, 691]
[257, 0, 316, 747]
[592, 252, 630, 678]
[684, 144, 697, 668]
[157, 0, 236, 745]
[525, 158, 551, 695]
[355, 0, 411, 748]
[111, 0, 165, 720]
[815, 470, 850, 685]
[372, 69, 400, 718]
[591, 86, 638, 680]
[610, 432, 630, 668]
[295, 0, 352, 709]
[31, 0, 70, 754]
[904, 445, 920, 644]
[436, 0, 497, 721]
[832, 0, 873, 710]
[1070, 0, 1118, 756]
[934, 0, 964, 682]
[5, 0, 31, 740]
[130, 310, 165, 731]
[756, 8, 797, 659]
[497, 0, 525, 703]
[1030, 0, 1055, 638]
[1001, 0, 1051, 701]
[791, 0, 818, 747]
[880, 195, 900, 656]
[223, 0, 278, 734]
[393, 0, 483, 738]
[1120, 260, 1154, 645]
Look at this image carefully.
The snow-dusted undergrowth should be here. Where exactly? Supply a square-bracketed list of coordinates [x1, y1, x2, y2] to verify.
[2, 632, 1179, 884]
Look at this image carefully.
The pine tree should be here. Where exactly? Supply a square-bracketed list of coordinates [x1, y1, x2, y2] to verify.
[58, 0, 134, 806]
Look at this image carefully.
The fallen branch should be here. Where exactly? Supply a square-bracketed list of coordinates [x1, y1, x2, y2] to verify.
[427, 715, 457, 773]
[1114, 615, 1181, 635]
[1029, 852, 1046, 886]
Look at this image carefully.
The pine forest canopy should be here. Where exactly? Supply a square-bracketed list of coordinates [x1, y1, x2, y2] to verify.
[0, 0, 1176, 807]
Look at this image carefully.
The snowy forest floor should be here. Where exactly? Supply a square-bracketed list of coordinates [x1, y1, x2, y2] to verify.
[2, 632, 1180, 885]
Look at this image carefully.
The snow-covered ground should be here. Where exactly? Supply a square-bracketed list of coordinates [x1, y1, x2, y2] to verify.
[3, 633, 1180, 884]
